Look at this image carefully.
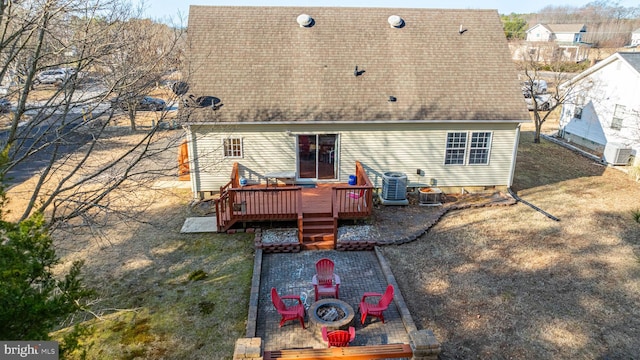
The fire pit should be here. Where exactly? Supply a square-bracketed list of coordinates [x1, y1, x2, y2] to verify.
[308, 298, 355, 331]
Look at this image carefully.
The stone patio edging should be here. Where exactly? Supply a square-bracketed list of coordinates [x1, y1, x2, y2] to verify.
[235, 244, 442, 359]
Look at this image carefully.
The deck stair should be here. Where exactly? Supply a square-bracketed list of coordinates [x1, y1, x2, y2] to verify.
[301, 212, 335, 250]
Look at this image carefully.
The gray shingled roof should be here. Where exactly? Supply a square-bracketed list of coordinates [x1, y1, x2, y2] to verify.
[546, 23, 586, 34]
[185, 6, 529, 123]
[527, 24, 553, 33]
[620, 52, 640, 73]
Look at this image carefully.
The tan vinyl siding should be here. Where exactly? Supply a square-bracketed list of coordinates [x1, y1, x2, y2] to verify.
[189, 122, 519, 193]
[190, 124, 297, 190]
[337, 123, 518, 188]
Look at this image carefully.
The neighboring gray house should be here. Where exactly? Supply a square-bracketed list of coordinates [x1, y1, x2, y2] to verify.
[182, 6, 530, 198]
[559, 52, 640, 166]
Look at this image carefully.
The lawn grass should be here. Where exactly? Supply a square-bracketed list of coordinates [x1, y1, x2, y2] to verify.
[39, 114, 640, 358]
[382, 129, 640, 358]
[53, 232, 254, 360]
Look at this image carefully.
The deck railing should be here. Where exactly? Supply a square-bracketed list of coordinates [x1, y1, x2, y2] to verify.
[215, 163, 304, 231]
[331, 161, 374, 243]
[216, 186, 303, 232]
[216, 161, 373, 233]
[215, 163, 240, 230]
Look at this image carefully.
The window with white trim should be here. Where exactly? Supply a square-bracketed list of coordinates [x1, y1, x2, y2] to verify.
[444, 132, 467, 165]
[445, 131, 492, 165]
[223, 137, 243, 158]
[611, 104, 625, 131]
[469, 132, 492, 164]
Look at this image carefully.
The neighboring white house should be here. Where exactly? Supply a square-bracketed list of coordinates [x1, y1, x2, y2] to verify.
[526, 23, 586, 43]
[521, 23, 590, 62]
[558, 52, 640, 166]
[631, 28, 640, 47]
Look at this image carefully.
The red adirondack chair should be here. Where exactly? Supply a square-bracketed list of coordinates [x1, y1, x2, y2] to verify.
[312, 258, 341, 301]
[321, 326, 355, 347]
[271, 287, 306, 329]
[359, 284, 394, 324]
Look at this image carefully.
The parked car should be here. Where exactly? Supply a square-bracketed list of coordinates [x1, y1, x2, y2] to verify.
[182, 94, 222, 109]
[113, 96, 167, 111]
[0, 98, 11, 113]
[522, 79, 548, 96]
[525, 93, 555, 111]
[34, 68, 72, 85]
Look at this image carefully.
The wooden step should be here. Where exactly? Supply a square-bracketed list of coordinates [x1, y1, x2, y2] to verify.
[302, 224, 334, 232]
[302, 217, 333, 225]
[301, 213, 335, 250]
[301, 239, 335, 250]
[304, 212, 332, 218]
[303, 232, 334, 241]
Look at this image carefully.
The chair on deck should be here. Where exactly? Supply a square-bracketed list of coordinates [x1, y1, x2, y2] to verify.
[312, 258, 341, 301]
[347, 188, 368, 212]
[271, 287, 306, 329]
[321, 326, 355, 348]
[359, 284, 394, 324]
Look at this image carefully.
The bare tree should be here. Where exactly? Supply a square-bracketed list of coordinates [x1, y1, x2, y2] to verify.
[101, 18, 182, 130]
[517, 56, 578, 143]
[0, 0, 185, 229]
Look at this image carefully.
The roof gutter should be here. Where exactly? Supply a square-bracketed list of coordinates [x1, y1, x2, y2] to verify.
[184, 119, 528, 126]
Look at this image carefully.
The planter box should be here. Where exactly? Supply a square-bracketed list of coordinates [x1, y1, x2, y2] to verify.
[418, 187, 442, 206]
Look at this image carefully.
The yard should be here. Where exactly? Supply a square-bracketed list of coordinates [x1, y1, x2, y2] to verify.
[7, 114, 639, 358]
[382, 124, 640, 358]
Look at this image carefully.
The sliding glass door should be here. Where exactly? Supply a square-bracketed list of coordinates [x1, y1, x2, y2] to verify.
[297, 134, 337, 180]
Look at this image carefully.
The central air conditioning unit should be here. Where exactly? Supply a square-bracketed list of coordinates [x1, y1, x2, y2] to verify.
[380, 171, 409, 205]
[603, 142, 632, 165]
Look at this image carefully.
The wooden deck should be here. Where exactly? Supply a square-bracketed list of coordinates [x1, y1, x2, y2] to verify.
[300, 184, 333, 213]
[215, 162, 374, 249]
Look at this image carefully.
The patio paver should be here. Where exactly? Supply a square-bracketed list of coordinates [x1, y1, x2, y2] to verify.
[256, 250, 412, 352]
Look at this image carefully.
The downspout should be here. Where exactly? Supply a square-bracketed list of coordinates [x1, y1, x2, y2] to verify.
[507, 124, 521, 188]
[184, 125, 200, 200]
[508, 188, 560, 222]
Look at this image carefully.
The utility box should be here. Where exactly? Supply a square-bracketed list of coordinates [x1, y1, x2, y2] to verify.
[418, 187, 442, 206]
[380, 172, 409, 205]
[604, 142, 632, 165]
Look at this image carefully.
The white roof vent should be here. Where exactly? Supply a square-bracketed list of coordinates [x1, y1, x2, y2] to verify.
[297, 14, 314, 27]
[388, 15, 405, 28]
